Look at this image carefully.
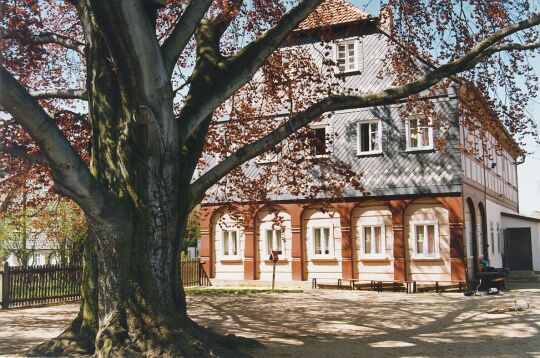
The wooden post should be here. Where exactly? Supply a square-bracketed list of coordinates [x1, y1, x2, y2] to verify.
[272, 261, 276, 291]
[2, 262, 10, 309]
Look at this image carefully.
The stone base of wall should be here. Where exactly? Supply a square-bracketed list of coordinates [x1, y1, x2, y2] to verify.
[210, 279, 312, 290]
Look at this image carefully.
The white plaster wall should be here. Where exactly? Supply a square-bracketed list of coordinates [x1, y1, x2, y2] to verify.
[303, 209, 342, 279]
[213, 213, 245, 280]
[352, 205, 394, 281]
[256, 210, 293, 281]
[501, 216, 540, 271]
[405, 198, 451, 281]
[486, 199, 517, 268]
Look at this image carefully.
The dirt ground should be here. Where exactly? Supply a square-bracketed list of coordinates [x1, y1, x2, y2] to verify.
[1, 284, 539, 357]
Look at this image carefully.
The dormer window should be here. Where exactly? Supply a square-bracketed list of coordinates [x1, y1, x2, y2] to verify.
[336, 40, 358, 72]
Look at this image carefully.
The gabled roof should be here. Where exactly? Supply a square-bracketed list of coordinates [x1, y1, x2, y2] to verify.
[297, 0, 370, 30]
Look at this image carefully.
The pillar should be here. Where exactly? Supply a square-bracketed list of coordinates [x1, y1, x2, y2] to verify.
[336, 203, 355, 280]
[199, 206, 215, 278]
[243, 228, 256, 280]
[389, 200, 411, 281]
[438, 196, 466, 281]
[285, 204, 304, 281]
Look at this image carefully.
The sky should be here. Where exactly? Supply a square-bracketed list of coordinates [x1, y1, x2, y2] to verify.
[350, 0, 540, 216]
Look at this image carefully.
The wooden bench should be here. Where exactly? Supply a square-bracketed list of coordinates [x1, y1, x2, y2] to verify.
[412, 280, 467, 293]
[371, 280, 415, 293]
[348, 279, 372, 291]
[312, 277, 343, 290]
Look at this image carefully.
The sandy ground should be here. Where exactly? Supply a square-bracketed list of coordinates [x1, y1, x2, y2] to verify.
[1, 284, 539, 357]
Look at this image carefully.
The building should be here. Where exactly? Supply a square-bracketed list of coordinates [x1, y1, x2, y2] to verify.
[199, 0, 531, 286]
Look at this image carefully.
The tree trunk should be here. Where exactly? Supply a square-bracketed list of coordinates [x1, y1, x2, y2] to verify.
[27, 3, 258, 356]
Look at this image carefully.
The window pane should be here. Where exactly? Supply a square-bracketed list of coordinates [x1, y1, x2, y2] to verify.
[223, 231, 229, 255]
[360, 123, 369, 152]
[311, 128, 327, 156]
[314, 228, 321, 254]
[421, 128, 430, 147]
[416, 226, 424, 254]
[231, 231, 237, 255]
[427, 225, 435, 254]
[266, 230, 273, 254]
[374, 226, 381, 254]
[409, 120, 418, 148]
[370, 123, 379, 151]
[275, 230, 282, 254]
[364, 226, 372, 254]
[323, 228, 330, 254]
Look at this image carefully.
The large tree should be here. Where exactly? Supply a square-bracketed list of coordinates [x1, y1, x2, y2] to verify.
[1, 0, 539, 356]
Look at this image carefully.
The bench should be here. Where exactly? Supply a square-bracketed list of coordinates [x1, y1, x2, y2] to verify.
[371, 280, 415, 293]
[412, 280, 466, 293]
[311, 277, 343, 290]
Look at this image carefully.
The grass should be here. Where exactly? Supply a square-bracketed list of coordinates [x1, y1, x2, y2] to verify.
[185, 288, 303, 296]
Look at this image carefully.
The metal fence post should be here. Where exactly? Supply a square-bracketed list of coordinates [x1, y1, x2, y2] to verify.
[2, 262, 10, 309]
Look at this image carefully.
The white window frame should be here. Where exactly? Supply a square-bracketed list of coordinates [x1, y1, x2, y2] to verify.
[221, 229, 240, 259]
[359, 222, 386, 258]
[335, 39, 359, 73]
[496, 223, 501, 253]
[405, 117, 434, 151]
[307, 124, 331, 158]
[311, 226, 334, 258]
[412, 221, 440, 259]
[265, 228, 285, 258]
[29, 252, 44, 266]
[357, 120, 382, 155]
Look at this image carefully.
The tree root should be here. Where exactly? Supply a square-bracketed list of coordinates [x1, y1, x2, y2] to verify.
[27, 313, 95, 357]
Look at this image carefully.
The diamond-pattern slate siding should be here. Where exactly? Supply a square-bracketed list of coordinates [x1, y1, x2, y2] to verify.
[202, 18, 463, 204]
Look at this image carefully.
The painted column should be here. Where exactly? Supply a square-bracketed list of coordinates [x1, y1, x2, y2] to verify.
[285, 204, 304, 281]
[389, 200, 410, 281]
[243, 228, 256, 280]
[242, 209, 257, 280]
[199, 206, 215, 278]
[438, 196, 466, 281]
[336, 203, 355, 280]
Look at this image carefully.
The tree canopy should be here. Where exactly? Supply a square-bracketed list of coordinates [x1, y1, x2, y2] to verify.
[1, 0, 539, 356]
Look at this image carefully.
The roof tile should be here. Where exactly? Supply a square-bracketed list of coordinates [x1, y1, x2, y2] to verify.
[297, 0, 370, 30]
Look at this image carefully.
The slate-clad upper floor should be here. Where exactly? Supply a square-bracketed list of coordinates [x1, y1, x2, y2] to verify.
[202, 6, 519, 206]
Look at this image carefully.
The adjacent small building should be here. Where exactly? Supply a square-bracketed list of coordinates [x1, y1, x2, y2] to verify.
[199, 0, 537, 286]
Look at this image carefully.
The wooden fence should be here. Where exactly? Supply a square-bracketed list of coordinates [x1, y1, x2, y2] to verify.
[1, 262, 81, 309]
[180, 259, 211, 287]
[1, 260, 210, 309]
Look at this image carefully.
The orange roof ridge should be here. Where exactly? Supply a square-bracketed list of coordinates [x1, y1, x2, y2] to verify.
[297, 0, 370, 30]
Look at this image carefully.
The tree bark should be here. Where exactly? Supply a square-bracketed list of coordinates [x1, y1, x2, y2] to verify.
[27, 3, 257, 356]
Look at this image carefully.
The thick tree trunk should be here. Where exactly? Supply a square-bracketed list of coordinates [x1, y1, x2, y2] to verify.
[27, 2, 259, 356]
[29, 205, 258, 357]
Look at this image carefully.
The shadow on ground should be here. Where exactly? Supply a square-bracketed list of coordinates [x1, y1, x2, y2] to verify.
[1, 283, 539, 357]
[188, 284, 540, 357]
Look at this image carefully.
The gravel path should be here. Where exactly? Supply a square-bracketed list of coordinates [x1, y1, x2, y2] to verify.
[1, 284, 539, 357]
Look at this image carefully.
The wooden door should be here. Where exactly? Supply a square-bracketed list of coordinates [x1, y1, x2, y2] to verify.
[505, 228, 533, 271]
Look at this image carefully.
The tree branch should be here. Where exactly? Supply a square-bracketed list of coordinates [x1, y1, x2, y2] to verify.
[0, 65, 117, 219]
[30, 88, 87, 100]
[161, 0, 214, 74]
[0, 142, 49, 165]
[189, 13, 540, 202]
[89, 1, 168, 106]
[35, 32, 86, 54]
[179, 0, 323, 144]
